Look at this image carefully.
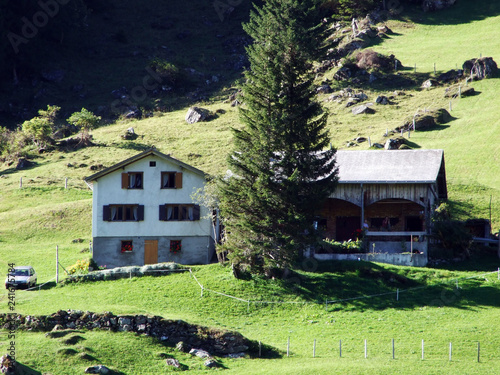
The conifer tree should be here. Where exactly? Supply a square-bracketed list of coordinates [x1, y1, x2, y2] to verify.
[218, 0, 338, 277]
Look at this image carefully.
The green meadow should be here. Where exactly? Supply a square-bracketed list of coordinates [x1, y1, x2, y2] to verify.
[1, 1, 500, 373]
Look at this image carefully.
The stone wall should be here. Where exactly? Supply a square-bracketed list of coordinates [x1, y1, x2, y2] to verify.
[0, 310, 263, 357]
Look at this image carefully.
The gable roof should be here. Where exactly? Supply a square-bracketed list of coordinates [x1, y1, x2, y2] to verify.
[336, 149, 446, 184]
[84, 148, 207, 182]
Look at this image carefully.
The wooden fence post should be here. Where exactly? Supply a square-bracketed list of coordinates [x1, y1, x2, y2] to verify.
[392, 338, 395, 359]
[56, 245, 59, 283]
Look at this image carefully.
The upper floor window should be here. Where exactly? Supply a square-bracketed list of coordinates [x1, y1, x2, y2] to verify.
[159, 204, 200, 221]
[103, 204, 144, 221]
[122, 172, 143, 189]
[161, 171, 182, 189]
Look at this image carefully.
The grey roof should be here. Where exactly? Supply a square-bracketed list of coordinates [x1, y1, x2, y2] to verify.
[336, 149, 445, 184]
[85, 148, 207, 182]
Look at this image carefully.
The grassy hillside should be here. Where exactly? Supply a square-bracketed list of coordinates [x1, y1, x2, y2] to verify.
[1, 2, 500, 374]
[3, 260, 500, 374]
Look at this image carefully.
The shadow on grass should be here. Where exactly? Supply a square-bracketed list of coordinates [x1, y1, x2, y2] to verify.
[263, 259, 500, 312]
[403, 0, 500, 26]
[14, 362, 42, 375]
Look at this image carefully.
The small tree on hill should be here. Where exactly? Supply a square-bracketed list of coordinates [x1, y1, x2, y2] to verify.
[217, 0, 338, 277]
[21, 105, 60, 150]
[67, 108, 101, 145]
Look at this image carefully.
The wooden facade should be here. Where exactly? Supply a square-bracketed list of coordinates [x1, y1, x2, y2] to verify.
[317, 150, 448, 258]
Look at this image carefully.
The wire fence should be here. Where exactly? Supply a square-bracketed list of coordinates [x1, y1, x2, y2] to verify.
[187, 268, 500, 312]
[13, 176, 91, 190]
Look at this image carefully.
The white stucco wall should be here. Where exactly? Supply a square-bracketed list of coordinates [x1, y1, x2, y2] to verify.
[91, 155, 212, 239]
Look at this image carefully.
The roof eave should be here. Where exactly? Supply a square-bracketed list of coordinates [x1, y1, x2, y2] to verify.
[84, 148, 208, 182]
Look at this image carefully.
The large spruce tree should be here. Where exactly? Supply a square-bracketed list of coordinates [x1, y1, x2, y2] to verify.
[218, 0, 338, 277]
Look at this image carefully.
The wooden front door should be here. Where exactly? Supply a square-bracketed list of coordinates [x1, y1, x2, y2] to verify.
[144, 240, 158, 265]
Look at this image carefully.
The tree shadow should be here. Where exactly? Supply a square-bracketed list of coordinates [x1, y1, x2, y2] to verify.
[403, 0, 500, 26]
[14, 362, 42, 375]
[274, 259, 500, 312]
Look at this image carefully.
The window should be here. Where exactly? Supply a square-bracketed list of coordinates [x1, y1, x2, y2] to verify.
[121, 172, 143, 189]
[103, 204, 144, 221]
[159, 204, 200, 221]
[161, 171, 182, 189]
[149, 161, 156, 167]
[121, 240, 133, 253]
[169, 240, 181, 254]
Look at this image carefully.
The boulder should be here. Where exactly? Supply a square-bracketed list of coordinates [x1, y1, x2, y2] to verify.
[354, 92, 368, 101]
[121, 127, 137, 140]
[444, 85, 475, 98]
[0, 354, 15, 375]
[16, 157, 32, 170]
[355, 49, 401, 72]
[462, 57, 498, 79]
[345, 98, 360, 107]
[165, 358, 181, 368]
[84, 365, 110, 374]
[185, 107, 209, 124]
[375, 95, 389, 105]
[316, 84, 333, 94]
[377, 25, 392, 35]
[437, 69, 463, 83]
[352, 104, 375, 115]
[333, 66, 354, 81]
[385, 138, 404, 150]
[421, 79, 440, 89]
[189, 348, 212, 359]
[204, 359, 219, 368]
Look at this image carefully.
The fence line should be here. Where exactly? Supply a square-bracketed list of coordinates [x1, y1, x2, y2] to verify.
[280, 337, 486, 362]
[188, 269, 500, 310]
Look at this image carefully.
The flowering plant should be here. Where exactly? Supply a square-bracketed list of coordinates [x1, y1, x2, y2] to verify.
[170, 240, 181, 254]
[121, 242, 133, 253]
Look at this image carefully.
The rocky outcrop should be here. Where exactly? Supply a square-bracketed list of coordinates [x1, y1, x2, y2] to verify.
[0, 354, 15, 375]
[185, 107, 210, 124]
[462, 57, 498, 79]
[0, 311, 262, 357]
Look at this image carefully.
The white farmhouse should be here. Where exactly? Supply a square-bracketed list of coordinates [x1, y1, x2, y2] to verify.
[85, 148, 216, 268]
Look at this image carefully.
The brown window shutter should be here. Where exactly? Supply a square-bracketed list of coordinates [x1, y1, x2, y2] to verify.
[121, 173, 129, 189]
[103, 205, 111, 221]
[159, 204, 166, 221]
[137, 205, 145, 221]
[175, 172, 183, 189]
[193, 205, 201, 220]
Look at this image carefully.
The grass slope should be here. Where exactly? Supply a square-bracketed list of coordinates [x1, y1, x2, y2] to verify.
[3, 260, 500, 374]
[1, 2, 500, 374]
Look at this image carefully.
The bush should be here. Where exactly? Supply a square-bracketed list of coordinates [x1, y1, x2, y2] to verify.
[67, 259, 91, 275]
[149, 58, 180, 87]
[320, 0, 378, 19]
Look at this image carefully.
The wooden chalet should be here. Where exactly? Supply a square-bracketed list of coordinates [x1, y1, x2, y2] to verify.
[317, 149, 447, 258]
